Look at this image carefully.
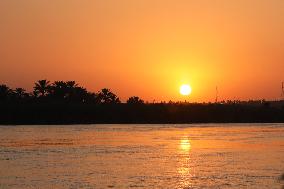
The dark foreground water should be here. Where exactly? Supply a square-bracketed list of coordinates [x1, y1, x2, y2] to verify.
[0, 124, 284, 189]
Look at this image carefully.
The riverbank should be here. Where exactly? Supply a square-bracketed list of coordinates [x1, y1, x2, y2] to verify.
[1, 102, 284, 124]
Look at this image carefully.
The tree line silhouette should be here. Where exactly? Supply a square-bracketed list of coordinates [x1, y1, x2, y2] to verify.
[0, 80, 143, 104]
[0, 80, 284, 124]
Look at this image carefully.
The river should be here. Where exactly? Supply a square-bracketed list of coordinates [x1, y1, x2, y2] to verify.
[0, 124, 283, 188]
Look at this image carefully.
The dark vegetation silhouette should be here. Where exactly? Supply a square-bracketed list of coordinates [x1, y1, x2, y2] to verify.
[0, 80, 284, 124]
[127, 96, 144, 104]
[281, 173, 284, 189]
[33, 80, 51, 97]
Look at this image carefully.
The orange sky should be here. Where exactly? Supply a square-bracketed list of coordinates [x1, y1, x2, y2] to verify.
[0, 0, 284, 102]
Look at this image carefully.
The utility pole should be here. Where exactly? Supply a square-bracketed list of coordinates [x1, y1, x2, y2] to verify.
[215, 86, 218, 103]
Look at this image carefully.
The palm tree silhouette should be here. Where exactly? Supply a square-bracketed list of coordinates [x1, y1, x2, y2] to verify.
[70, 86, 88, 102]
[14, 88, 28, 99]
[66, 81, 78, 88]
[50, 81, 68, 99]
[65, 81, 78, 99]
[33, 80, 51, 97]
[0, 84, 12, 100]
[48, 81, 89, 102]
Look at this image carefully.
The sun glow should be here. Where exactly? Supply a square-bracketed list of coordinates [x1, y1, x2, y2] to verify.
[180, 84, 192, 96]
[179, 138, 191, 152]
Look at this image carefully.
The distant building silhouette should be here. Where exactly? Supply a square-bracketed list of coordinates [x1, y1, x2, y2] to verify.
[281, 82, 284, 100]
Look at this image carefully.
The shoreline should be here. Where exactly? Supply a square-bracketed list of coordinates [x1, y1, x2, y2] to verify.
[1, 102, 284, 125]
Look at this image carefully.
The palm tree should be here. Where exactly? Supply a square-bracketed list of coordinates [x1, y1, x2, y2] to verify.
[98, 88, 120, 104]
[65, 81, 78, 99]
[14, 88, 28, 99]
[50, 81, 84, 101]
[127, 96, 144, 104]
[33, 80, 51, 97]
[0, 84, 12, 101]
[66, 81, 78, 89]
[70, 86, 88, 102]
[50, 81, 68, 99]
[85, 92, 100, 104]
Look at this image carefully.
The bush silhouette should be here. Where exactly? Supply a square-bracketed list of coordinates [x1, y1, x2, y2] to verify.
[127, 96, 144, 104]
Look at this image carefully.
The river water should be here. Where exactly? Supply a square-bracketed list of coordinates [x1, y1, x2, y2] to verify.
[0, 124, 283, 188]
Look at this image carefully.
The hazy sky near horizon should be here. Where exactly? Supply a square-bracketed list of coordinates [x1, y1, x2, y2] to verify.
[0, 0, 284, 102]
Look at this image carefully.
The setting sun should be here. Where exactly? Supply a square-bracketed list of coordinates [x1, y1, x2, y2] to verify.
[180, 84, 192, 96]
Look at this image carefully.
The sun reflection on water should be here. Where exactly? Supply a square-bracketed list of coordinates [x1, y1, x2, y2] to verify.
[177, 137, 193, 189]
[179, 138, 191, 152]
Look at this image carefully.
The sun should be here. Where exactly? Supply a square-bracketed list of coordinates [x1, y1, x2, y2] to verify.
[180, 84, 192, 96]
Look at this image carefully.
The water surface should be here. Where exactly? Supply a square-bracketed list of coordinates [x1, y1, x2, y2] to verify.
[0, 124, 283, 188]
